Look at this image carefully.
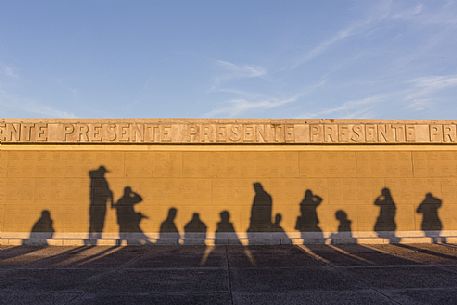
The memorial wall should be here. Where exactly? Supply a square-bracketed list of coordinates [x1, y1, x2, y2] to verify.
[1, 119, 457, 245]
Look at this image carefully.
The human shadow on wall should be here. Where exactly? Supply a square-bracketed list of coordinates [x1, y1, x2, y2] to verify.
[373, 187, 399, 243]
[23, 210, 55, 246]
[183, 213, 207, 246]
[208, 210, 253, 267]
[295, 189, 324, 243]
[417, 192, 443, 242]
[216, 210, 241, 245]
[87, 166, 113, 245]
[247, 182, 273, 245]
[272, 213, 291, 244]
[112, 186, 152, 246]
[330, 210, 355, 244]
[324, 209, 418, 265]
[182, 213, 208, 266]
[157, 207, 181, 245]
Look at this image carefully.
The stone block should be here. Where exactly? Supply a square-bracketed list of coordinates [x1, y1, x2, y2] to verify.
[299, 152, 357, 177]
[0, 151, 7, 177]
[412, 151, 457, 177]
[356, 151, 413, 177]
[327, 178, 384, 205]
[5, 178, 35, 203]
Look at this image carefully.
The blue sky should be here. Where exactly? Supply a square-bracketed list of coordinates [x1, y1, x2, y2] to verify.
[1, 0, 457, 119]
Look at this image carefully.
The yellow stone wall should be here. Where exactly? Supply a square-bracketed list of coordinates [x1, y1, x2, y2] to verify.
[1, 145, 456, 244]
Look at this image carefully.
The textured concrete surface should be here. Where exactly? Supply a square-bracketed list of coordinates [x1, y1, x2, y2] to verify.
[1, 244, 457, 304]
[2, 147, 457, 244]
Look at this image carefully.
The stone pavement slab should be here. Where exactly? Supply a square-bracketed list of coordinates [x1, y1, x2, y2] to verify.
[230, 267, 360, 292]
[228, 245, 323, 268]
[0, 268, 106, 293]
[0, 292, 79, 305]
[80, 269, 229, 294]
[68, 293, 232, 305]
[1, 244, 457, 305]
[340, 266, 457, 289]
[384, 289, 457, 305]
[232, 291, 397, 305]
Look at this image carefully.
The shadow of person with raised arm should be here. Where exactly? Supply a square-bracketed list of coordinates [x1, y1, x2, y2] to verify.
[330, 210, 355, 244]
[373, 187, 399, 243]
[183, 213, 207, 246]
[23, 210, 55, 246]
[112, 186, 152, 245]
[157, 207, 181, 245]
[417, 192, 443, 243]
[247, 182, 273, 245]
[272, 213, 291, 244]
[87, 166, 113, 245]
[295, 189, 324, 243]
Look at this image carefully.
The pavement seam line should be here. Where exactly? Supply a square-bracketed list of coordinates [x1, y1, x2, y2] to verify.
[368, 287, 407, 305]
[82, 248, 148, 284]
[318, 255, 405, 305]
[63, 293, 84, 305]
[226, 246, 235, 305]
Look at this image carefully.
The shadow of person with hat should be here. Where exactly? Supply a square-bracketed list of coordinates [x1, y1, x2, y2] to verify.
[87, 165, 113, 245]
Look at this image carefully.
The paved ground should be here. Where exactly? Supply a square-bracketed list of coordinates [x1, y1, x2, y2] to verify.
[1, 243, 457, 304]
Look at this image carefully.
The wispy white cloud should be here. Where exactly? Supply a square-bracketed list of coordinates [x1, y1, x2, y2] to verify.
[390, 2, 457, 25]
[289, 19, 377, 70]
[207, 59, 284, 117]
[390, 3, 424, 20]
[206, 79, 327, 117]
[209, 87, 259, 98]
[215, 59, 267, 79]
[0, 87, 77, 118]
[408, 74, 457, 89]
[288, 1, 394, 70]
[210, 59, 267, 91]
[204, 96, 296, 118]
[404, 74, 457, 110]
[289, 1, 457, 70]
[0, 64, 19, 79]
[301, 95, 384, 119]
[302, 73, 457, 118]
[0, 62, 77, 118]
[206, 2, 457, 119]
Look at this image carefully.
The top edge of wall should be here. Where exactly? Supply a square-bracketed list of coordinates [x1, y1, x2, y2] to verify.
[1, 118, 457, 123]
[1, 119, 457, 145]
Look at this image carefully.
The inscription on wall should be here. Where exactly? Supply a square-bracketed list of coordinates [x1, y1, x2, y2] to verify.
[0, 121, 456, 144]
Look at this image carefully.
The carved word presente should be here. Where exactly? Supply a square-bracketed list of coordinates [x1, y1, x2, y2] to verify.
[0, 122, 456, 144]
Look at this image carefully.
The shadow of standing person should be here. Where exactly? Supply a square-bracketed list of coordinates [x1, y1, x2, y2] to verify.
[23, 210, 55, 246]
[295, 189, 324, 243]
[215, 210, 241, 245]
[112, 186, 152, 246]
[272, 213, 291, 244]
[205, 210, 251, 267]
[417, 192, 443, 243]
[247, 182, 273, 245]
[183, 213, 207, 246]
[213, 210, 255, 267]
[87, 166, 113, 245]
[374, 187, 398, 243]
[330, 210, 356, 244]
[157, 207, 181, 245]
